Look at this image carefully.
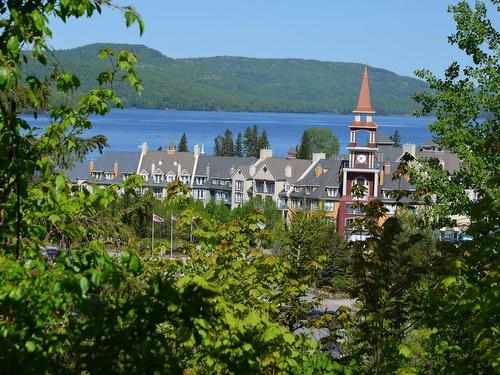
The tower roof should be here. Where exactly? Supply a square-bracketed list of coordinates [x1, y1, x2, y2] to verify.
[353, 66, 375, 113]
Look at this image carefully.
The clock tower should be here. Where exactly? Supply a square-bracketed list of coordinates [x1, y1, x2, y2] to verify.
[338, 66, 380, 239]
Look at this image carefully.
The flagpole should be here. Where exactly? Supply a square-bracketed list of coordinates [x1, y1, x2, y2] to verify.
[170, 211, 173, 260]
[151, 210, 154, 252]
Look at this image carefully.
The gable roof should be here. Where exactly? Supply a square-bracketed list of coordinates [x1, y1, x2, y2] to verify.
[196, 156, 257, 179]
[93, 151, 141, 174]
[139, 151, 196, 177]
[259, 157, 312, 183]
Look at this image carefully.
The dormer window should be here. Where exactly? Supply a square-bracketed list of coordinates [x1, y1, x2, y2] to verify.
[166, 174, 175, 182]
[92, 171, 103, 180]
[153, 174, 163, 184]
[284, 182, 290, 192]
[181, 175, 190, 184]
[104, 172, 113, 180]
[122, 173, 130, 181]
[326, 188, 338, 197]
[141, 173, 148, 182]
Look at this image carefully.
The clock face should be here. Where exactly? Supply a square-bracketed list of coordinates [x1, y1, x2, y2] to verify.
[356, 154, 367, 164]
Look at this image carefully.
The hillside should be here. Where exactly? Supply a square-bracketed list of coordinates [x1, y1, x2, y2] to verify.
[24, 43, 427, 114]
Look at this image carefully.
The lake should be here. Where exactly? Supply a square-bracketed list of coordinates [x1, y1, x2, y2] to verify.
[22, 108, 434, 158]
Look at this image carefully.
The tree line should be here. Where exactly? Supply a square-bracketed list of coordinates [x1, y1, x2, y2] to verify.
[213, 125, 269, 157]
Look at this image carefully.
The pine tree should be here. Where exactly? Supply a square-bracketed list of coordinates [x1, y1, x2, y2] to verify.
[234, 132, 243, 157]
[390, 129, 401, 147]
[297, 130, 312, 159]
[259, 129, 270, 150]
[178, 132, 188, 152]
[214, 135, 224, 156]
[222, 129, 234, 156]
[243, 124, 259, 157]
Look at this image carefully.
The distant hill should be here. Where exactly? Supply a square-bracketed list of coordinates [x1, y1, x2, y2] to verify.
[24, 43, 427, 114]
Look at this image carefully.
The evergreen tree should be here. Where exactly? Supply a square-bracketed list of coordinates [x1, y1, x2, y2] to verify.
[259, 129, 270, 150]
[390, 129, 401, 147]
[178, 132, 188, 152]
[243, 124, 259, 157]
[234, 132, 243, 157]
[222, 129, 234, 156]
[297, 130, 312, 159]
[214, 135, 224, 156]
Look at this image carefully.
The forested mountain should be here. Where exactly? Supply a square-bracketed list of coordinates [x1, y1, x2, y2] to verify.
[24, 43, 427, 114]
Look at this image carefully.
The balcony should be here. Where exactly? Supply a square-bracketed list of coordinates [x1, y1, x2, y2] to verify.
[255, 181, 275, 194]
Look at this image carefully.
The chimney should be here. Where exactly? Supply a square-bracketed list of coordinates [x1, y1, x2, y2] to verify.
[384, 161, 391, 175]
[312, 152, 325, 164]
[229, 166, 235, 176]
[113, 161, 119, 177]
[151, 162, 155, 176]
[89, 160, 94, 176]
[206, 164, 210, 178]
[194, 144, 201, 157]
[177, 162, 181, 177]
[379, 169, 384, 186]
[249, 164, 256, 176]
[201, 143, 205, 155]
[402, 143, 416, 158]
[314, 166, 323, 178]
[259, 148, 273, 159]
[140, 142, 149, 155]
[285, 165, 292, 178]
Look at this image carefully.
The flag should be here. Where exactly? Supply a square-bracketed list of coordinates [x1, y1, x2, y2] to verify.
[153, 213, 164, 223]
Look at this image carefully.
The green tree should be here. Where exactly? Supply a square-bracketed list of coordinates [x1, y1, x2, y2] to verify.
[222, 128, 234, 156]
[297, 129, 312, 159]
[389, 128, 401, 147]
[306, 127, 340, 158]
[213, 135, 223, 156]
[259, 129, 270, 150]
[234, 132, 243, 156]
[178, 132, 188, 152]
[409, 1, 500, 372]
[243, 124, 259, 157]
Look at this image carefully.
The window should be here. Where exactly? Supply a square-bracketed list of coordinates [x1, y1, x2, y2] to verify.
[138, 187, 148, 195]
[105, 172, 113, 180]
[305, 186, 312, 195]
[154, 174, 163, 183]
[353, 177, 369, 199]
[181, 175, 190, 184]
[324, 201, 334, 212]
[256, 181, 265, 193]
[166, 174, 175, 182]
[194, 190, 205, 199]
[195, 177, 206, 185]
[153, 187, 163, 198]
[211, 179, 217, 185]
[121, 173, 130, 181]
[235, 180, 244, 191]
[235, 193, 243, 203]
[384, 203, 396, 215]
[140, 173, 148, 182]
[92, 172, 103, 180]
[326, 188, 338, 197]
[216, 191, 224, 200]
[284, 182, 290, 192]
[294, 186, 301, 193]
[311, 201, 318, 210]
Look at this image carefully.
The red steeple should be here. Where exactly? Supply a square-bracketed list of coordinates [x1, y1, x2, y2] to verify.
[353, 66, 374, 113]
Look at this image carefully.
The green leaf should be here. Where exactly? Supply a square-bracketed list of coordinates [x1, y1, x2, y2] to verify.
[441, 275, 457, 288]
[399, 344, 412, 358]
[25, 341, 36, 352]
[80, 277, 89, 295]
[55, 175, 66, 190]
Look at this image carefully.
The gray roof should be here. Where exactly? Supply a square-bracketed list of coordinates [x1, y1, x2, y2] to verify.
[196, 156, 256, 179]
[92, 151, 141, 174]
[298, 159, 342, 187]
[376, 132, 395, 146]
[65, 160, 89, 182]
[417, 149, 460, 173]
[380, 161, 415, 191]
[376, 146, 403, 163]
[258, 157, 311, 183]
[139, 151, 195, 177]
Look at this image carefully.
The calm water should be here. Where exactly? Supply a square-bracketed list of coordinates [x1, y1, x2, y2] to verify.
[22, 109, 434, 158]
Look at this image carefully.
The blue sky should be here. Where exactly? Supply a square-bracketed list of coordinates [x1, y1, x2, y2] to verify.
[48, 0, 499, 77]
